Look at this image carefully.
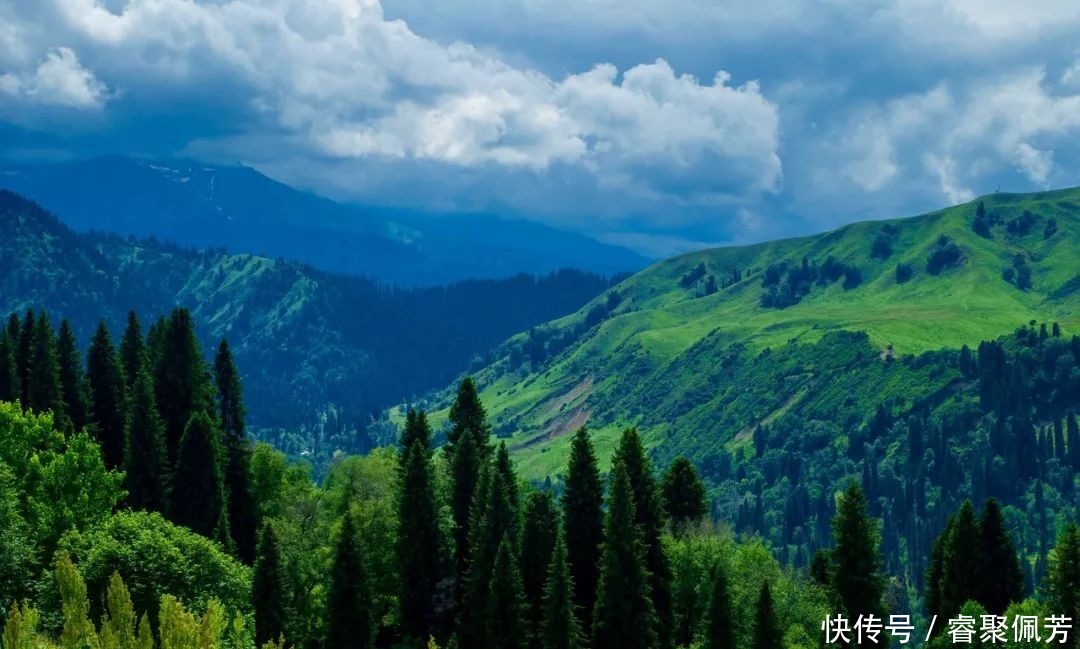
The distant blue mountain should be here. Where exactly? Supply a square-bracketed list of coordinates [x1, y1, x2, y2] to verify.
[0, 156, 648, 284]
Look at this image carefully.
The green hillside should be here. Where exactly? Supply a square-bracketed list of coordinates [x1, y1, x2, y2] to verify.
[421, 188, 1080, 477]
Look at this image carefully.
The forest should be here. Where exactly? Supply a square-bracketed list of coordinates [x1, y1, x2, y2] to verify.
[1, 306, 1080, 649]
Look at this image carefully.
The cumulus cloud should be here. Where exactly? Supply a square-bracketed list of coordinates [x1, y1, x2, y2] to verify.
[0, 47, 109, 108]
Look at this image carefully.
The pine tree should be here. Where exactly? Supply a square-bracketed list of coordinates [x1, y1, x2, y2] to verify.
[562, 427, 604, 632]
[86, 321, 129, 470]
[612, 428, 672, 649]
[16, 308, 35, 406]
[448, 377, 490, 453]
[495, 442, 521, 515]
[520, 491, 559, 649]
[486, 536, 527, 649]
[661, 457, 707, 531]
[326, 512, 374, 649]
[252, 522, 287, 647]
[592, 460, 657, 649]
[978, 498, 1024, 615]
[26, 312, 65, 420]
[398, 438, 446, 643]
[0, 324, 16, 402]
[401, 408, 433, 458]
[450, 427, 483, 592]
[214, 339, 257, 564]
[703, 566, 735, 649]
[125, 359, 169, 512]
[154, 308, 213, 465]
[170, 411, 227, 539]
[539, 535, 582, 649]
[940, 500, 983, 622]
[119, 311, 144, 392]
[1048, 524, 1080, 649]
[830, 481, 884, 619]
[925, 516, 953, 618]
[752, 582, 782, 649]
[56, 319, 91, 430]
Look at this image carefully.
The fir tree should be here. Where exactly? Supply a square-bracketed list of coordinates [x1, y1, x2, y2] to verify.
[703, 567, 736, 649]
[124, 360, 169, 512]
[448, 377, 490, 453]
[56, 319, 91, 431]
[830, 481, 884, 619]
[486, 536, 527, 649]
[326, 512, 374, 649]
[612, 428, 673, 649]
[539, 535, 582, 649]
[0, 324, 16, 402]
[214, 339, 257, 564]
[752, 582, 782, 649]
[252, 522, 288, 647]
[119, 311, 144, 392]
[940, 500, 983, 622]
[401, 408, 433, 458]
[1048, 524, 1080, 649]
[86, 321, 129, 470]
[562, 427, 604, 632]
[16, 308, 35, 406]
[520, 491, 559, 649]
[398, 438, 446, 643]
[170, 411, 227, 539]
[154, 308, 213, 465]
[26, 312, 64, 420]
[925, 516, 953, 618]
[592, 460, 657, 649]
[661, 457, 707, 531]
[978, 498, 1024, 614]
[450, 427, 483, 591]
[494, 442, 521, 514]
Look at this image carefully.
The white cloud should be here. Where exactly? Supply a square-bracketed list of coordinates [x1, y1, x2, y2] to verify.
[0, 47, 109, 108]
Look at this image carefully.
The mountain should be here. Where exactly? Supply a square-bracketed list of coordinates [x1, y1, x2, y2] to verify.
[0, 189, 621, 466]
[0, 156, 648, 285]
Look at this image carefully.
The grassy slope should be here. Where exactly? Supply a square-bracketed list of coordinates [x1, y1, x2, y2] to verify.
[428, 188, 1080, 479]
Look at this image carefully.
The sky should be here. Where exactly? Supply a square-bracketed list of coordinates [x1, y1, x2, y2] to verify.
[2, 0, 1080, 257]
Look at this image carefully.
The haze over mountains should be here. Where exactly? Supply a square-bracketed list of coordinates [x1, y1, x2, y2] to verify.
[0, 156, 649, 286]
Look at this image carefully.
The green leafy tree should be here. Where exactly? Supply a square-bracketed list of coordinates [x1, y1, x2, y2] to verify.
[398, 438, 446, 643]
[56, 319, 90, 431]
[252, 522, 288, 647]
[0, 463, 35, 611]
[119, 311, 144, 392]
[520, 491, 559, 649]
[662, 457, 707, 531]
[326, 512, 374, 649]
[86, 321, 129, 470]
[752, 582, 782, 649]
[830, 481, 884, 618]
[539, 535, 582, 649]
[124, 360, 169, 512]
[703, 566, 736, 649]
[486, 536, 527, 649]
[592, 460, 657, 649]
[214, 339, 257, 564]
[170, 412, 228, 541]
[979, 498, 1024, 615]
[562, 427, 604, 631]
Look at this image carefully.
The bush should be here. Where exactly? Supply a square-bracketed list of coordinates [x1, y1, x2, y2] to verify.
[895, 263, 914, 283]
[926, 235, 962, 275]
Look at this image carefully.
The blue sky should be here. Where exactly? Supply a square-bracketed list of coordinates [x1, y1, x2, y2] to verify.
[2, 0, 1080, 257]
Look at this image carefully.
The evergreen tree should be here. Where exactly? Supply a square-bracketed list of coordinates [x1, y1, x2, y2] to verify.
[16, 308, 35, 406]
[978, 498, 1024, 614]
[703, 567, 735, 649]
[661, 457, 707, 531]
[1048, 524, 1080, 649]
[56, 319, 91, 430]
[119, 311, 144, 392]
[539, 535, 582, 649]
[450, 427, 483, 591]
[326, 512, 374, 649]
[752, 582, 782, 649]
[125, 360, 169, 512]
[86, 321, 129, 470]
[170, 411, 227, 539]
[495, 442, 521, 514]
[830, 481, 884, 619]
[154, 308, 213, 465]
[940, 500, 983, 622]
[214, 339, 257, 564]
[401, 408, 433, 458]
[0, 324, 16, 402]
[520, 491, 559, 649]
[448, 377, 490, 453]
[398, 438, 446, 643]
[925, 516, 953, 618]
[592, 460, 657, 649]
[486, 536, 527, 649]
[562, 427, 604, 631]
[612, 428, 673, 649]
[26, 312, 64, 420]
[252, 522, 288, 647]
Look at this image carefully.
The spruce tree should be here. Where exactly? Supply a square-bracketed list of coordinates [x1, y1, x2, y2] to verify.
[830, 481, 884, 619]
[326, 512, 374, 649]
[925, 516, 953, 618]
[125, 360, 169, 512]
[401, 408, 433, 458]
[978, 498, 1024, 614]
[154, 308, 213, 465]
[56, 319, 91, 430]
[592, 460, 657, 649]
[16, 308, 35, 406]
[520, 491, 559, 649]
[495, 442, 521, 514]
[0, 324, 15, 402]
[170, 411, 227, 539]
[661, 456, 707, 531]
[703, 567, 735, 649]
[119, 311, 144, 392]
[398, 439, 446, 643]
[26, 312, 65, 420]
[214, 339, 257, 564]
[486, 536, 527, 649]
[448, 377, 490, 453]
[539, 535, 582, 649]
[450, 427, 483, 591]
[940, 500, 983, 622]
[86, 321, 129, 470]
[562, 427, 604, 631]
[612, 428, 673, 649]
[1048, 524, 1080, 649]
[752, 582, 782, 649]
[252, 522, 288, 647]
